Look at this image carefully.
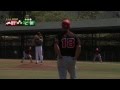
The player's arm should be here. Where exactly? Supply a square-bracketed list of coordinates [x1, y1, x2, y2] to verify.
[32, 35, 37, 46]
[54, 38, 62, 58]
[40, 35, 43, 41]
[74, 38, 81, 60]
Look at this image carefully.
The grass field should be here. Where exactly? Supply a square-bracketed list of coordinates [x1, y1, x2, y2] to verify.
[0, 59, 120, 79]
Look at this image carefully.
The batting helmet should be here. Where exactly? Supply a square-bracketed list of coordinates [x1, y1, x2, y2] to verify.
[62, 19, 71, 29]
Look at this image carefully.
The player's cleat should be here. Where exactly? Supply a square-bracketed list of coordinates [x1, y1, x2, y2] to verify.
[40, 61, 43, 63]
[36, 61, 39, 64]
[21, 60, 23, 63]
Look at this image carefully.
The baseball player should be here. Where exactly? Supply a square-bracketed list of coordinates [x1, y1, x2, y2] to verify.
[33, 32, 43, 64]
[21, 46, 33, 63]
[93, 47, 102, 63]
[54, 19, 81, 79]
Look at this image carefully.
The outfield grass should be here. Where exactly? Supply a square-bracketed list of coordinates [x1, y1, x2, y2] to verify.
[0, 70, 58, 79]
[0, 59, 120, 79]
[77, 62, 120, 79]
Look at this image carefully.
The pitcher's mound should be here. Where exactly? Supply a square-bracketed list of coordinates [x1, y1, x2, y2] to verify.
[16, 60, 57, 70]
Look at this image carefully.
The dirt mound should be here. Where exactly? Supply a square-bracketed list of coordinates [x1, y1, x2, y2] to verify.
[16, 61, 57, 70]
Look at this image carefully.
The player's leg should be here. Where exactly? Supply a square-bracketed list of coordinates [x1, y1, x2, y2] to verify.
[37, 46, 43, 63]
[35, 46, 39, 64]
[93, 54, 96, 62]
[37, 46, 40, 62]
[98, 54, 102, 63]
[67, 56, 77, 79]
[21, 51, 25, 63]
[39, 46, 43, 63]
[57, 56, 67, 79]
[28, 54, 33, 63]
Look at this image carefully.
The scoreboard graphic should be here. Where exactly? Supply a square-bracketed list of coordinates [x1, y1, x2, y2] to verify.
[6, 17, 35, 26]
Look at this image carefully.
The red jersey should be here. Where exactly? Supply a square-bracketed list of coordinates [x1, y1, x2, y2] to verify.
[55, 31, 80, 57]
[95, 48, 100, 55]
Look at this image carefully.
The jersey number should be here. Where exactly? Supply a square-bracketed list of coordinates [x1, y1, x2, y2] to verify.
[61, 38, 75, 48]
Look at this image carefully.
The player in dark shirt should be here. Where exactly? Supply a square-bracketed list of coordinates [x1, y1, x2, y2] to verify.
[93, 47, 102, 63]
[54, 19, 81, 79]
[21, 46, 32, 63]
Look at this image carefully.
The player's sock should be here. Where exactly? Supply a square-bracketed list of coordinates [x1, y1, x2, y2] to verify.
[40, 55, 43, 63]
[36, 60, 39, 64]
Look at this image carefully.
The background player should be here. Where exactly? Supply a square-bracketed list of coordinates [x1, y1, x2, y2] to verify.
[54, 19, 81, 79]
[93, 47, 102, 63]
[21, 46, 32, 63]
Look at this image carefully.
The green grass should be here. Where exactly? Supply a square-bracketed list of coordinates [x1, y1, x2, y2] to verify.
[77, 62, 120, 79]
[0, 70, 58, 79]
[1, 59, 120, 79]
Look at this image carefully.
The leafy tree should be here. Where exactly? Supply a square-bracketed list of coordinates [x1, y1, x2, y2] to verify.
[77, 11, 100, 20]
[30, 11, 77, 22]
[8, 11, 26, 20]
